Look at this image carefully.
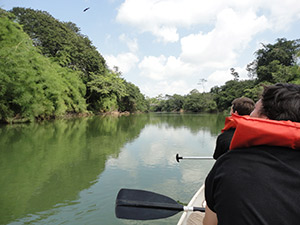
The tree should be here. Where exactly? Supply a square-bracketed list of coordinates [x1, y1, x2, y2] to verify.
[230, 68, 239, 81]
[247, 38, 300, 82]
[10, 7, 106, 76]
[9, 7, 149, 113]
[213, 80, 256, 112]
[10, 7, 110, 112]
[0, 12, 86, 122]
[87, 71, 127, 112]
[183, 90, 217, 112]
[119, 81, 149, 112]
[198, 78, 207, 91]
[160, 94, 185, 112]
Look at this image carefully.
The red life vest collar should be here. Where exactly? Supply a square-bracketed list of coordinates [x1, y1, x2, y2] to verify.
[229, 114, 300, 150]
[221, 116, 236, 132]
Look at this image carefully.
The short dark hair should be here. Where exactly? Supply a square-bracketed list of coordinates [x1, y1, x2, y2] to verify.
[232, 97, 255, 115]
[261, 83, 300, 122]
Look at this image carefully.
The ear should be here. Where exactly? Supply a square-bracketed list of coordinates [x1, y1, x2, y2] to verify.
[258, 113, 268, 119]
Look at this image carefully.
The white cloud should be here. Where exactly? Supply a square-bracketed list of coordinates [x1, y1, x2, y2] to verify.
[119, 34, 139, 52]
[113, 0, 300, 97]
[141, 80, 192, 97]
[205, 66, 251, 91]
[138, 55, 167, 81]
[138, 55, 197, 81]
[152, 26, 179, 43]
[180, 8, 269, 68]
[135, 7, 269, 95]
[104, 52, 139, 73]
[159, 80, 190, 95]
[207, 70, 232, 88]
[261, 0, 300, 30]
[116, 0, 274, 43]
[116, 0, 224, 42]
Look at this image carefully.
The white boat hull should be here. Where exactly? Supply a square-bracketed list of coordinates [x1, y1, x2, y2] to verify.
[177, 185, 206, 225]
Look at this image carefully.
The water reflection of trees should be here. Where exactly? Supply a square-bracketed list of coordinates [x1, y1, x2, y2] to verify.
[148, 113, 226, 136]
[0, 113, 223, 224]
[0, 114, 149, 224]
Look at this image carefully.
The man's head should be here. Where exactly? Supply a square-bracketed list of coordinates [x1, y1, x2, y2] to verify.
[250, 83, 300, 122]
[231, 97, 255, 116]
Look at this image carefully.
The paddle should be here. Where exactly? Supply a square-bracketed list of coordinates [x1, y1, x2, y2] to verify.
[176, 153, 213, 162]
[115, 188, 205, 220]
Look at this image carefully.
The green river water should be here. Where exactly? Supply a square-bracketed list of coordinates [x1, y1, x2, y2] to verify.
[0, 113, 226, 225]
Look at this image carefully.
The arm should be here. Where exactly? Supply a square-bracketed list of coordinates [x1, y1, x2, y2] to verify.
[203, 205, 218, 225]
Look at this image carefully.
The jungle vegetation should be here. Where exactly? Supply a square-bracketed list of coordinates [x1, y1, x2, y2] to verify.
[1, 7, 300, 123]
[0, 8, 148, 123]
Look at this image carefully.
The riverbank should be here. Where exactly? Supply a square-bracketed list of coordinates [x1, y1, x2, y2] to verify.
[0, 110, 134, 124]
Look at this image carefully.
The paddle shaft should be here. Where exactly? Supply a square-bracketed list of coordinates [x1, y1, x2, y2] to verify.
[176, 153, 213, 162]
[117, 199, 204, 212]
[184, 206, 205, 212]
[116, 199, 183, 211]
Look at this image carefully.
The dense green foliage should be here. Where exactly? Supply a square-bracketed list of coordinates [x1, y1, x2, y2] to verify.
[247, 38, 300, 82]
[0, 8, 148, 123]
[118, 81, 150, 112]
[9, 7, 148, 114]
[0, 11, 86, 122]
[211, 79, 258, 112]
[10, 7, 106, 75]
[150, 90, 217, 113]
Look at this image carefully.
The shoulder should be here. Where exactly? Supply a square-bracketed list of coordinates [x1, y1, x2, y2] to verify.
[214, 129, 236, 159]
[207, 146, 300, 195]
[220, 128, 235, 136]
[213, 145, 300, 169]
[207, 145, 300, 188]
[216, 129, 235, 143]
[205, 146, 300, 224]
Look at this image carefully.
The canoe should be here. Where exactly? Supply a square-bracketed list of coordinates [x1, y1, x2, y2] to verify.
[177, 184, 206, 225]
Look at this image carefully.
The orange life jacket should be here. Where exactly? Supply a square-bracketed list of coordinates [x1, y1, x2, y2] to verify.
[221, 116, 237, 132]
[229, 114, 300, 150]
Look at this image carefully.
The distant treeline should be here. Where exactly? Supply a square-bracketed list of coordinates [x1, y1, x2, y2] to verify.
[148, 37, 300, 113]
[0, 8, 300, 123]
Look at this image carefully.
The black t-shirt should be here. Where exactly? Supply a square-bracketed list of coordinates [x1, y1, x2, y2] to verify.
[205, 146, 300, 225]
[213, 128, 235, 160]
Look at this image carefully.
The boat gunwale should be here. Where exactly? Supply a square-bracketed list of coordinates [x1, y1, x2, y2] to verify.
[177, 184, 205, 225]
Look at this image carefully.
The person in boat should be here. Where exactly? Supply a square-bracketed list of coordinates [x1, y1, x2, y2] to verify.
[213, 97, 255, 159]
[203, 83, 300, 225]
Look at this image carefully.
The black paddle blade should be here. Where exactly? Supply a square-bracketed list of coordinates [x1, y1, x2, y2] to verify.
[115, 188, 183, 220]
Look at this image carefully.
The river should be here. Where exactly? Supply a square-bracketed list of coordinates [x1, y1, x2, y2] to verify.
[0, 113, 226, 225]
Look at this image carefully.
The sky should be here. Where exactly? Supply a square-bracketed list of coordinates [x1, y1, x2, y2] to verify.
[1, 0, 300, 98]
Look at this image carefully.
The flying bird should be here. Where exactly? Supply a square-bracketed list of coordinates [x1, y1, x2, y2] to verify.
[83, 7, 90, 12]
